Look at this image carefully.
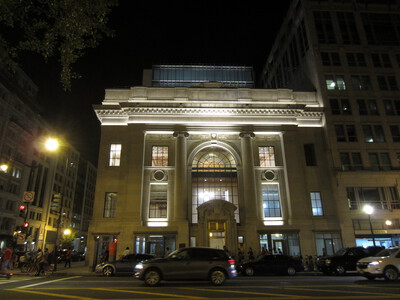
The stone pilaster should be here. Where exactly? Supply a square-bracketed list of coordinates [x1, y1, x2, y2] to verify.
[173, 131, 189, 221]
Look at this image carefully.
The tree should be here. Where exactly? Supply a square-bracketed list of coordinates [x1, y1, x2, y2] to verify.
[0, 0, 117, 90]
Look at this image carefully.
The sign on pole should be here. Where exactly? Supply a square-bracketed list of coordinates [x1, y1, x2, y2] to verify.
[23, 191, 35, 203]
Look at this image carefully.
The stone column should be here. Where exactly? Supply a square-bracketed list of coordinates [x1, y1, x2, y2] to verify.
[173, 131, 189, 221]
[239, 132, 258, 221]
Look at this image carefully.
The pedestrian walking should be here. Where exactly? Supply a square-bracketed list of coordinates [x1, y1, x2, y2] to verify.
[64, 247, 72, 268]
[0, 246, 13, 273]
[248, 247, 255, 260]
[35, 249, 44, 276]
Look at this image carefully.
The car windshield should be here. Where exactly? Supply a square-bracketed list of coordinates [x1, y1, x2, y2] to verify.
[167, 249, 180, 258]
[373, 248, 398, 257]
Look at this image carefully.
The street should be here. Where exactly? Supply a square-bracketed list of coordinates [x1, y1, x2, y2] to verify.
[1, 273, 400, 299]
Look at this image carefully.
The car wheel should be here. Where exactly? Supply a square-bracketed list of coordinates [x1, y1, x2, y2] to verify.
[210, 269, 226, 286]
[335, 265, 346, 275]
[384, 266, 399, 281]
[287, 267, 296, 276]
[245, 267, 254, 276]
[144, 269, 161, 286]
[102, 266, 114, 276]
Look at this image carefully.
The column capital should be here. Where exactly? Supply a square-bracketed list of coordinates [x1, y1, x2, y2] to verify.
[239, 132, 255, 138]
[173, 131, 189, 138]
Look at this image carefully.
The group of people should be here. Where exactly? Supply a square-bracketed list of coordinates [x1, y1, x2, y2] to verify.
[1, 246, 74, 276]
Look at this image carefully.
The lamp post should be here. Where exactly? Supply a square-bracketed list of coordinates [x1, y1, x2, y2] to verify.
[363, 204, 376, 247]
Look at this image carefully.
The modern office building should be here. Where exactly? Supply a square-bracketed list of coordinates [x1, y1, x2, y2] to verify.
[71, 158, 97, 251]
[87, 64, 333, 268]
[260, 0, 400, 252]
[0, 52, 94, 253]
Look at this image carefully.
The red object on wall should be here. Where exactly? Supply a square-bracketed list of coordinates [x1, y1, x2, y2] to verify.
[109, 242, 116, 256]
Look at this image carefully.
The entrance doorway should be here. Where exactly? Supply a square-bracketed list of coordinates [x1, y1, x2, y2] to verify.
[208, 221, 226, 249]
[273, 240, 284, 254]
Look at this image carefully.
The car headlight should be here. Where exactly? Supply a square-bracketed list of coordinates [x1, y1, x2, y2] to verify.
[369, 261, 380, 265]
[135, 263, 144, 270]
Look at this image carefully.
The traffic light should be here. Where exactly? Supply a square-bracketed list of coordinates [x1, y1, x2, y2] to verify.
[23, 222, 29, 228]
[51, 193, 62, 212]
[19, 205, 26, 217]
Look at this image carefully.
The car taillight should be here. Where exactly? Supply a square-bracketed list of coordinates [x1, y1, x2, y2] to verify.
[228, 259, 235, 265]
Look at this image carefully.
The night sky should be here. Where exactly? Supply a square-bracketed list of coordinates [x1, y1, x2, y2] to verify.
[19, 0, 291, 164]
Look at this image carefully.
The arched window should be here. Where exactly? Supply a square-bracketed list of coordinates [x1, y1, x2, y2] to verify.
[191, 147, 239, 223]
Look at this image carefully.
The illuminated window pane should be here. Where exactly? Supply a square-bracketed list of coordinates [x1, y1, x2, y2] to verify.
[259, 146, 276, 167]
[149, 184, 167, 218]
[152, 146, 168, 166]
[310, 192, 323, 216]
[262, 184, 281, 217]
[109, 144, 121, 166]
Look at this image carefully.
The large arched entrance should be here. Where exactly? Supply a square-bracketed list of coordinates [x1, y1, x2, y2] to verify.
[191, 146, 239, 250]
[191, 146, 239, 223]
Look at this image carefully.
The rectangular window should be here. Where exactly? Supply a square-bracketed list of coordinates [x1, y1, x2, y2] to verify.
[377, 75, 399, 91]
[310, 192, 323, 216]
[320, 52, 341, 66]
[362, 125, 385, 142]
[347, 186, 400, 210]
[346, 53, 366, 67]
[330, 98, 351, 115]
[384, 99, 400, 115]
[325, 75, 346, 90]
[152, 146, 168, 166]
[304, 144, 317, 166]
[259, 146, 276, 167]
[314, 11, 336, 44]
[109, 144, 121, 166]
[334, 125, 357, 142]
[340, 152, 363, 171]
[262, 184, 281, 218]
[368, 152, 391, 170]
[357, 99, 378, 115]
[390, 125, 400, 142]
[149, 183, 168, 219]
[351, 75, 372, 90]
[104, 192, 117, 218]
[337, 12, 360, 44]
[371, 53, 392, 68]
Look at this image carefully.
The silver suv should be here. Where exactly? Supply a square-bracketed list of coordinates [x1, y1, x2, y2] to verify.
[134, 247, 237, 286]
[357, 246, 400, 281]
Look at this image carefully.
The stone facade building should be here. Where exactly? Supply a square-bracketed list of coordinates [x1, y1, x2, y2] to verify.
[87, 65, 331, 267]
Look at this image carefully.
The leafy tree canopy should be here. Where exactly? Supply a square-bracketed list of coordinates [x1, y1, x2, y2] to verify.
[0, 0, 117, 90]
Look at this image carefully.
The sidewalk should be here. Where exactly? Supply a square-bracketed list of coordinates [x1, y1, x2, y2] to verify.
[12, 260, 97, 276]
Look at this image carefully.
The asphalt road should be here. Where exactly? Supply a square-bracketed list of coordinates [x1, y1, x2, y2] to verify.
[1, 274, 400, 299]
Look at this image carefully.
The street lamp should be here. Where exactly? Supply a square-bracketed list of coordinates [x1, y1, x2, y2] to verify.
[385, 220, 392, 226]
[363, 204, 376, 247]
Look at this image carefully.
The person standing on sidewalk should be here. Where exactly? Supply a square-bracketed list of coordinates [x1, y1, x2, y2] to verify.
[64, 247, 72, 268]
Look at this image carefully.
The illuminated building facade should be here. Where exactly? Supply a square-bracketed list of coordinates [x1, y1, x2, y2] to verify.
[260, 0, 400, 251]
[87, 64, 333, 267]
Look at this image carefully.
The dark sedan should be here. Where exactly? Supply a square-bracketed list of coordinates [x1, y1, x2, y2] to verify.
[238, 254, 303, 276]
[95, 253, 155, 276]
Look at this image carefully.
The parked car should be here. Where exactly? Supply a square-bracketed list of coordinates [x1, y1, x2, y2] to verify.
[238, 254, 303, 276]
[316, 246, 384, 275]
[96, 253, 155, 276]
[134, 247, 237, 286]
[357, 246, 400, 281]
